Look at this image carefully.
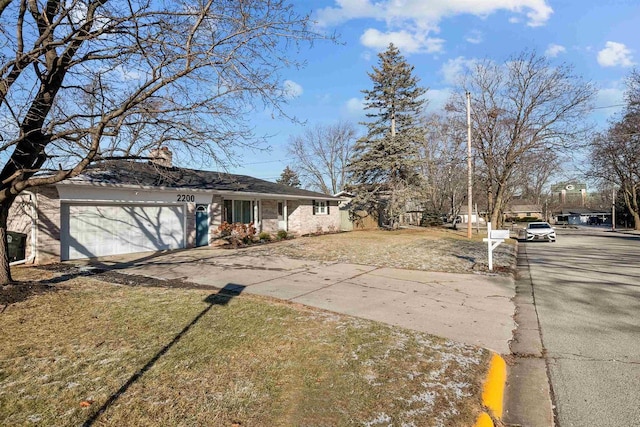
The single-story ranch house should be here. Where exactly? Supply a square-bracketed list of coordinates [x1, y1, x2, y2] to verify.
[9, 157, 341, 263]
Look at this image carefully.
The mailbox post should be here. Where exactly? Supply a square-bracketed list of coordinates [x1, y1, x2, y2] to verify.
[482, 222, 509, 271]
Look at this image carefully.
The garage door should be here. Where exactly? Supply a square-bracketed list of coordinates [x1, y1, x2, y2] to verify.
[61, 204, 185, 260]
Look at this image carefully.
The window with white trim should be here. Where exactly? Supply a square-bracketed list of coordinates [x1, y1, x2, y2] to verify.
[314, 200, 327, 215]
[223, 199, 256, 223]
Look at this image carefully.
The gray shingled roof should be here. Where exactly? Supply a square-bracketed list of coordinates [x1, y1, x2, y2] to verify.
[64, 160, 337, 199]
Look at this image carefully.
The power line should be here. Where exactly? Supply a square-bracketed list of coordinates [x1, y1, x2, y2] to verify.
[590, 103, 626, 110]
[240, 159, 288, 166]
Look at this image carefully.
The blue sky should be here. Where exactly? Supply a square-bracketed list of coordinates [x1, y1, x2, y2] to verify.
[229, 0, 640, 183]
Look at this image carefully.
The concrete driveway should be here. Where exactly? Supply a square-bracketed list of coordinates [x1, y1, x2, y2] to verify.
[79, 246, 516, 353]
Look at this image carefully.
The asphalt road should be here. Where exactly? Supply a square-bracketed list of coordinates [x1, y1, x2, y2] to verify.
[522, 227, 640, 427]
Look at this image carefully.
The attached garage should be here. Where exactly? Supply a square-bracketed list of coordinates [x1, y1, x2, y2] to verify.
[61, 203, 185, 260]
[8, 158, 341, 265]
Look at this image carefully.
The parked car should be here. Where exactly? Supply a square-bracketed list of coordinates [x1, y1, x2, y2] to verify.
[521, 222, 556, 242]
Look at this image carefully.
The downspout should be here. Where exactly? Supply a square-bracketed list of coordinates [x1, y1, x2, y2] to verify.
[9, 191, 37, 266]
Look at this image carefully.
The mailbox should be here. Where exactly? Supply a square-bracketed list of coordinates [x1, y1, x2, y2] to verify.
[490, 229, 510, 240]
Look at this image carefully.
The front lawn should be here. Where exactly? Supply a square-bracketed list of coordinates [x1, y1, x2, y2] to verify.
[248, 227, 516, 274]
[1, 267, 490, 426]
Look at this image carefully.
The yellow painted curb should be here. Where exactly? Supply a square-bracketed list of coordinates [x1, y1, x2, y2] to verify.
[475, 353, 507, 427]
[475, 412, 494, 427]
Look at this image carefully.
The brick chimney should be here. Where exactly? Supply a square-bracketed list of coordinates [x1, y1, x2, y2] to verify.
[149, 146, 172, 167]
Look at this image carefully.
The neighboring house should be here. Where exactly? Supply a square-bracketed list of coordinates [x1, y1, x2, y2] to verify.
[553, 208, 611, 225]
[458, 206, 487, 225]
[8, 158, 340, 263]
[503, 204, 543, 221]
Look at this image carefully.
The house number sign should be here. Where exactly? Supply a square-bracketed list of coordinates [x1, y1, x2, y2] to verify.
[177, 194, 195, 202]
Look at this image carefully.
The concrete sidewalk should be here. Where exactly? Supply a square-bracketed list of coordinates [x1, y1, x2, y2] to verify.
[77, 246, 516, 353]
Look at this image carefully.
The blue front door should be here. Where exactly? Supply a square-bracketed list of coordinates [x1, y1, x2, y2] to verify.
[195, 204, 209, 247]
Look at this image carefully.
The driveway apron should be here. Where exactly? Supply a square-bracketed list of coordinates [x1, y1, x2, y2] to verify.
[82, 246, 516, 353]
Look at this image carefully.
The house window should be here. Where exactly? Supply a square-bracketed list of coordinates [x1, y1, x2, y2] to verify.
[314, 200, 327, 215]
[223, 199, 255, 223]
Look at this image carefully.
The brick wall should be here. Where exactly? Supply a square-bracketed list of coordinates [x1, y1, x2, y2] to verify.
[185, 203, 196, 248]
[288, 200, 340, 235]
[209, 197, 223, 244]
[261, 200, 279, 233]
[7, 193, 36, 261]
[35, 187, 61, 264]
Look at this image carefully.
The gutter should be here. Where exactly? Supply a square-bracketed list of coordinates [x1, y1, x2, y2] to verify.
[56, 181, 342, 201]
[9, 191, 37, 266]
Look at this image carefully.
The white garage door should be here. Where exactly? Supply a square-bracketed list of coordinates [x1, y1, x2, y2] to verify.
[61, 204, 185, 260]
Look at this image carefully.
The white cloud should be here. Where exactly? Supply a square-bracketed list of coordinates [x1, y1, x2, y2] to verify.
[545, 43, 566, 58]
[424, 88, 452, 113]
[114, 65, 145, 81]
[283, 80, 303, 99]
[597, 42, 635, 67]
[440, 56, 476, 85]
[342, 97, 365, 117]
[316, 0, 553, 53]
[316, 0, 552, 28]
[465, 30, 483, 45]
[360, 29, 444, 54]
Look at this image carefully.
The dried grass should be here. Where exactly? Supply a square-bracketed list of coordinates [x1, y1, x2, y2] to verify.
[0, 267, 490, 426]
[247, 227, 516, 274]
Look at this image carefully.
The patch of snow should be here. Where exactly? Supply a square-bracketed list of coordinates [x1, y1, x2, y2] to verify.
[406, 391, 436, 406]
[27, 414, 42, 423]
[363, 412, 392, 426]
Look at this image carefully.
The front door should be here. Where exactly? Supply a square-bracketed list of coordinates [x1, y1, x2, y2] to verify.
[277, 201, 287, 231]
[195, 204, 209, 247]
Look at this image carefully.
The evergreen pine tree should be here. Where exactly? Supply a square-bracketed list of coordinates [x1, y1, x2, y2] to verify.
[276, 166, 301, 188]
[347, 43, 427, 227]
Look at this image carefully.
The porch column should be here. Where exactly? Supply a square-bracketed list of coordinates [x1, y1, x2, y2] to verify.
[284, 199, 288, 231]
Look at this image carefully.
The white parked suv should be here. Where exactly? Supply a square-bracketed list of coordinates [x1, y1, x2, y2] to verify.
[521, 222, 557, 242]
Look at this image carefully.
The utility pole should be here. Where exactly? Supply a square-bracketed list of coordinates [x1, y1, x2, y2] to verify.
[612, 187, 616, 231]
[466, 91, 473, 238]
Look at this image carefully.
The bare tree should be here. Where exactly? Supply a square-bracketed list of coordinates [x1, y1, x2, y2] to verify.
[450, 51, 596, 226]
[589, 70, 640, 229]
[287, 121, 356, 194]
[512, 150, 560, 205]
[418, 113, 467, 218]
[0, 0, 331, 283]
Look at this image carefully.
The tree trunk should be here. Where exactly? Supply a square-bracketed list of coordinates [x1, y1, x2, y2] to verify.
[632, 211, 640, 230]
[0, 200, 14, 284]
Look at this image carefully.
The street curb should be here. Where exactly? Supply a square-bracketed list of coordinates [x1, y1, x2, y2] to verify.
[475, 353, 507, 427]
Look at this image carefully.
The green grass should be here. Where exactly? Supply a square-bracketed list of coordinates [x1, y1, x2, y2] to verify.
[1, 267, 490, 426]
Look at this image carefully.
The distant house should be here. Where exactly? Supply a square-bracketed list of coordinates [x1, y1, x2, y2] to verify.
[503, 204, 543, 221]
[553, 208, 611, 225]
[458, 206, 487, 225]
[8, 156, 340, 263]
